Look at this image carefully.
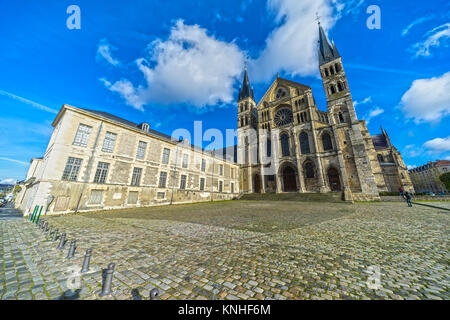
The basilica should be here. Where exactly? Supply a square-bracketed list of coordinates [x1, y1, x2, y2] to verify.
[236, 23, 413, 201]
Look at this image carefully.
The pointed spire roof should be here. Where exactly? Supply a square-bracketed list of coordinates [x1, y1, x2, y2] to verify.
[318, 23, 340, 65]
[238, 63, 255, 101]
[381, 126, 392, 147]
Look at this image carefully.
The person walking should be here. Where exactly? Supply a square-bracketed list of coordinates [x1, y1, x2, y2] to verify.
[399, 187, 404, 199]
[404, 191, 412, 207]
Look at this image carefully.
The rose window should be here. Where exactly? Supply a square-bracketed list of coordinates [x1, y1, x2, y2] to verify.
[274, 108, 293, 127]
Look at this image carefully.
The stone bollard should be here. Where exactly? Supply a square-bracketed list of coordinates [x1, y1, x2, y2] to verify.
[57, 232, 66, 249]
[81, 248, 93, 273]
[43, 222, 48, 233]
[52, 229, 59, 242]
[66, 240, 77, 259]
[150, 288, 160, 300]
[99, 263, 115, 297]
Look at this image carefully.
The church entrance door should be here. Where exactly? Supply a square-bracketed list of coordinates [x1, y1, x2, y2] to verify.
[327, 168, 341, 191]
[282, 166, 297, 192]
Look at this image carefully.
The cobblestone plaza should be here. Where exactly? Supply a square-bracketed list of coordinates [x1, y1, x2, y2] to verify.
[1, 200, 449, 300]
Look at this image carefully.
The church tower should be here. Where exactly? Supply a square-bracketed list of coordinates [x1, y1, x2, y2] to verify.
[237, 64, 258, 193]
[318, 23, 380, 199]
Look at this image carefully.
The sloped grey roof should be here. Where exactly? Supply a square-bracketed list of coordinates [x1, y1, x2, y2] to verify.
[79, 108, 232, 161]
[371, 134, 388, 150]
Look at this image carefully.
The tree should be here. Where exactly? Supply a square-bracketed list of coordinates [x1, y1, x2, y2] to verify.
[439, 172, 450, 192]
[13, 185, 22, 195]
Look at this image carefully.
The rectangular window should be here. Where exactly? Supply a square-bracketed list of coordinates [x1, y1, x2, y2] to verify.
[93, 162, 110, 184]
[73, 124, 92, 147]
[200, 178, 205, 191]
[219, 181, 223, 193]
[101, 132, 117, 153]
[201, 159, 206, 172]
[128, 191, 139, 204]
[131, 167, 142, 186]
[180, 174, 187, 189]
[62, 157, 82, 181]
[89, 190, 103, 205]
[159, 171, 167, 188]
[136, 141, 147, 159]
[219, 164, 223, 176]
[182, 154, 188, 168]
[162, 148, 170, 164]
[231, 182, 234, 193]
[157, 192, 165, 199]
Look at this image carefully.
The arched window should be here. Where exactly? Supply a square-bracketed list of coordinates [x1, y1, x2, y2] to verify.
[338, 112, 345, 123]
[330, 85, 336, 94]
[335, 63, 340, 72]
[377, 154, 384, 163]
[338, 82, 343, 91]
[330, 66, 335, 75]
[322, 133, 333, 151]
[299, 132, 310, 154]
[325, 69, 329, 77]
[304, 162, 315, 178]
[266, 139, 272, 158]
[280, 133, 290, 157]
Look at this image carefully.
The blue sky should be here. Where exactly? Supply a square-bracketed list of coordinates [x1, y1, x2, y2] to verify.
[1, 0, 449, 183]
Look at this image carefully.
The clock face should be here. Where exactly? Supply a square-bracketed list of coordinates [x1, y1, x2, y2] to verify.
[275, 87, 288, 100]
[274, 107, 293, 127]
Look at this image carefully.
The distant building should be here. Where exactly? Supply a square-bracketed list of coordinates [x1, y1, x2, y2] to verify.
[408, 160, 450, 194]
[0, 184, 14, 194]
[17, 105, 240, 215]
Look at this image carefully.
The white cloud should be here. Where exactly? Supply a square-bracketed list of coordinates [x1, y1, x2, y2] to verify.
[97, 38, 120, 66]
[401, 16, 433, 37]
[0, 90, 58, 114]
[399, 72, 450, 123]
[100, 0, 363, 110]
[249, 0, 365, 82]
[0, 178, 16, 185]
[0, 157, 29, 166]
[423, 136, 450, 152]
[411, 23, 450, 57]
[403, 145, 421, 158]
[353, 96, 371, 107]
[365, 107, 384, 125]
[102, 20, 244, 110]
[368, 107, 384, 118]
[407, 165, 417, 170]
[250, 0, 337, 81]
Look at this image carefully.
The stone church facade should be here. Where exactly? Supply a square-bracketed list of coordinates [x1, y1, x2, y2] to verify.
[236, 24, 413, 201]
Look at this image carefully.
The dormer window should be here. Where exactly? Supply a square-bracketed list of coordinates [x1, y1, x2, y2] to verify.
[139, 123, 150, 132]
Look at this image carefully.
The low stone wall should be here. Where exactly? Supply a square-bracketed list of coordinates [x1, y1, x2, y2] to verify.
[352, 193, 381, 202]
[381, 195, 450, 202]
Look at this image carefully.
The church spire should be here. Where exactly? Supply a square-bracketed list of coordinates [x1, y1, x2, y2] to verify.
[318, 23, 340, 66]
[238, 62, 255, 101]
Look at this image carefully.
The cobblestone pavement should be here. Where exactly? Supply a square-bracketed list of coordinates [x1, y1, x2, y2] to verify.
[1, 201, 449, 300]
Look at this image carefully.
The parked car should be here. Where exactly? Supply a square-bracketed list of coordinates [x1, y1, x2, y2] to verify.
[427, 192, 435, 196]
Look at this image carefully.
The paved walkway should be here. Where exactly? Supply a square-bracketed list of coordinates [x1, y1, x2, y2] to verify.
[0, 201, 449, 300]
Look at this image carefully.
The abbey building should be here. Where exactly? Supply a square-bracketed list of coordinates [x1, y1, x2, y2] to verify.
[236, 24, 413, 201]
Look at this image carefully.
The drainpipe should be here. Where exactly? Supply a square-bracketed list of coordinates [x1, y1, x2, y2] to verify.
[75, 121, 103, 213]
